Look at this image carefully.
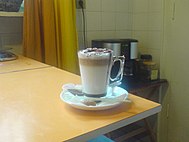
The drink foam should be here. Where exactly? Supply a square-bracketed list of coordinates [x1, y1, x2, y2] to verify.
[78, 48, 112, 66]
[78, 48, 112, 58]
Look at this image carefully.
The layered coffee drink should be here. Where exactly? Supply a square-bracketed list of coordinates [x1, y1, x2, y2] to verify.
[78, 48, 113, 97]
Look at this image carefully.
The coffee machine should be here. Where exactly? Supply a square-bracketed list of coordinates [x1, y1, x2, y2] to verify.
[92, 39, 138, 76]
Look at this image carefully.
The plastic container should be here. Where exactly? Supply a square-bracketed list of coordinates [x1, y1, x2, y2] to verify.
[139, 61, 159, 81]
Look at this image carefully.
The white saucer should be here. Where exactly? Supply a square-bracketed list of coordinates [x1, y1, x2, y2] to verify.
[60, 84, 129, 111]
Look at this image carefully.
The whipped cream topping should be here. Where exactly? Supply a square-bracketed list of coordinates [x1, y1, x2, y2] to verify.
[78, 48, 112, 58]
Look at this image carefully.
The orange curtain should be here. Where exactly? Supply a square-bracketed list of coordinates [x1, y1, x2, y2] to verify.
[23, 0, 79, 74]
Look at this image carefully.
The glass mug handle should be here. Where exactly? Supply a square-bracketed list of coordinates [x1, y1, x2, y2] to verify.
[109, 56, 125, 86]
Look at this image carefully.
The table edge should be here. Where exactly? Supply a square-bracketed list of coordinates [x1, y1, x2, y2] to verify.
[65, 105, 162, 142]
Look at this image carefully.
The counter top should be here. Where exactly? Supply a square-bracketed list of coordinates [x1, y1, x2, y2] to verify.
[121, 76, 168, 93]
[0, 55, 50, 74]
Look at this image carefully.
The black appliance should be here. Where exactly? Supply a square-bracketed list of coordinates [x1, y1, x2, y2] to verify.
[92, 39, 138, 76]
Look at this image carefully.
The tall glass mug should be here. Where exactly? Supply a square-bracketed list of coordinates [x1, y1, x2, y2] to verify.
[78, 48, 125, 97]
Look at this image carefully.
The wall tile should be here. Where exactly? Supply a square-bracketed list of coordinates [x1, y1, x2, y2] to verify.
[86, 31, 102, 47]
[77, 32, 85, 49]
[86, 0, 101, 11]
[133, 0, 149, 13]
[0, 16, 23, 54]
[1, 33, 22, 46]
[77, 0, 133, 47]
[132, 31, 149, 48]
[0, 36, 2, 49]
[101, 31, 115, 39]
[116, 13, 132, 30]
[0, 17, 23, 34]
[148, 12, 163, 31]
[149, 0, 163, 12]
[115, 31, 132, 38]
[132, 13, 148, 30]
[128, 0, 133, 13]
[115, 0, 130, 12]
[77, 0, 163, 59]
[102, 12, 116, 30]
[86, 12, 101, 31]
[148, 31, 163, 49]
[76, 10, 83, 32]
[102, 0, 116, 12]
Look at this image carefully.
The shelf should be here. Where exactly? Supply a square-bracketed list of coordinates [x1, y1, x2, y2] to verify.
[0, 12, 23, 17]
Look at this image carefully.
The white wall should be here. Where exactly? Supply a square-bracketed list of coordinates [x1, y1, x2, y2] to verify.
[76, 0, 133, 49]
[76, 0, 163, 67]
[161, 0, 189, 141]
[131, 0, 164, 66]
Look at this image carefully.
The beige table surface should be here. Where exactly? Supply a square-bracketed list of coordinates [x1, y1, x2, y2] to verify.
[0, 66, 161, 142]
[0, 55, 50, 74]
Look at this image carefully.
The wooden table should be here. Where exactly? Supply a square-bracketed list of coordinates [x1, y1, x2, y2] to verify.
[0, 55, 50, 74]
[0, 58, 161, 142]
